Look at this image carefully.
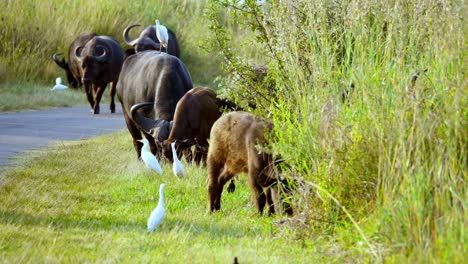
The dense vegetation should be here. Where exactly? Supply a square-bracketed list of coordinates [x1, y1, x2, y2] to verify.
[208, 0, 466, 262]
[0, 0, 466, 262]
[0, 0, 219, 86]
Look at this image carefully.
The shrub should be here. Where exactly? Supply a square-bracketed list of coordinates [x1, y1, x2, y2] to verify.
[206, 0, 466, 261]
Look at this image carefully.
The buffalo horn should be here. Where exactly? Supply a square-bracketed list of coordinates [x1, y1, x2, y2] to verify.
[123, 24, 141, 46]
[74, 46, 83, 60]
[52, 53, 66, 68]
[130, 102, 169, 138]
[94, 45, 108, 62]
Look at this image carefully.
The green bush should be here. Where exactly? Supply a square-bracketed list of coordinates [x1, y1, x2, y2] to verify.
[207, 0, 466, 261]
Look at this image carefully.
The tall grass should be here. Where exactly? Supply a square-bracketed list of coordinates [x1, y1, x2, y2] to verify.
[208, 0, 466, 261]
[0, 0, 219, 86]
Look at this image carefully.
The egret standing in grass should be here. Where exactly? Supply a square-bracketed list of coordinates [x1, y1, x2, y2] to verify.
[155, 19, 169, 53]
[171, 142, 184, 178]
[51, 77, 68, 91]
[147, 183, 166, 232]
[139, 138, 163, 175]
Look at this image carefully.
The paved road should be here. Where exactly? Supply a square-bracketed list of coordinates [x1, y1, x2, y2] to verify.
[0, 106, 126, 168]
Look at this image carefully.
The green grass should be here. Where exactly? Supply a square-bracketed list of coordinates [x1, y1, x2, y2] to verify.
[1, 131, 347, 263]
[1, 0, 466, 262]
[0, 81, 88, 112]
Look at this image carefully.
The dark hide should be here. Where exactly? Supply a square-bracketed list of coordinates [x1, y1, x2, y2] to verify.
[117, 52, 193, 158]
[161, 87, 239, 165]
[52, 33, 97, 88]
[77, 36, 123, 114]
[123, 24, 180, 57]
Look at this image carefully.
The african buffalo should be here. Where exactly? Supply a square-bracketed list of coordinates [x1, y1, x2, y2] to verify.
[117, 52, 193, 158]
[53, 33, 97, 88]
[160, 87, 240, 165]
[123, 24, 180, 57]
[76, 36, 123, 114]
[207, 111, 293, 215]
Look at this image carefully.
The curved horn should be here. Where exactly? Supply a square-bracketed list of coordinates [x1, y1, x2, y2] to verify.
[123, 24, 141, 46]
[52, 53, 67, 69]
[130, 102, 170, 139]
[94, 45, 108, 62]
[74, 46, 83, 60]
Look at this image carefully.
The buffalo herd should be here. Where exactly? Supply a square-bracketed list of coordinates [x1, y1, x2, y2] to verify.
[53, 22, 293, 216]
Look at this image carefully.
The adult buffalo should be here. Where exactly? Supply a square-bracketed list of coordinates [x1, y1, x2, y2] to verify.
[123, 24, 180, 57]
[76, 36, 124, 114]
[52, 33, 97, 88]
[117, 52, 193, 158]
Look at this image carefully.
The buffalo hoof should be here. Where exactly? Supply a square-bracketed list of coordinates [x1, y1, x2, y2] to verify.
[227, 180, 236, 193]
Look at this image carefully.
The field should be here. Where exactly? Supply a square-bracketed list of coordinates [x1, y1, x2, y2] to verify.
[0, 0, 466, 263]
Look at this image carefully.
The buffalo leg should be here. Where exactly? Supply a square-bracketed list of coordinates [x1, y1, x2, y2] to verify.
[83, 83, 95, 112]
[207, 158, 224, 212]
[93, 84, 107, 115]
[193, 145, 204, 165]
[194, 141, 208, 166]
[248, 165, 268, 215]
[214, 169, 234, 211]
[109, 81, 116, 113]
[265, 188, 275, 216]
[183, 147, 193, 164]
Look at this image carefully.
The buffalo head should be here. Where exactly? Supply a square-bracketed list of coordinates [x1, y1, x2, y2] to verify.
[76, 40, 109, 85]
[130, 102, 173, 145]
[123, 24, 160, 53]
[52, 33, 97, 89]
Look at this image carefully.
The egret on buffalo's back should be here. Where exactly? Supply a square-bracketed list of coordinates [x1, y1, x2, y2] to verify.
[171, 142, 184, 178]
[51, 77, 68, 91]
[155, 19, 169, 53]
[139, 138, 163, 175]
[147, 183, 166, 232]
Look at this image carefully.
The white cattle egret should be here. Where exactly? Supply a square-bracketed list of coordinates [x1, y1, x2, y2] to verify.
[147, 183, 166, 232]
[155, 19, 169, 53]
[51, 77, 68, 91]
[171, 142, 184, 178]
[139, 138, 163, 175]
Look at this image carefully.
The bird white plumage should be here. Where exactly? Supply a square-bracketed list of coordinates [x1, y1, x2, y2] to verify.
[147, 183, 166, 232]
[155, 19, 169, 53]
[139, 138, 163, 175]
[51, 77, 68, 91]
[171, 142, 184, 178]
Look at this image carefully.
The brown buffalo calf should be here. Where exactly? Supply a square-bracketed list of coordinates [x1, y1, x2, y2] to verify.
[207, 111, 293, 215]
